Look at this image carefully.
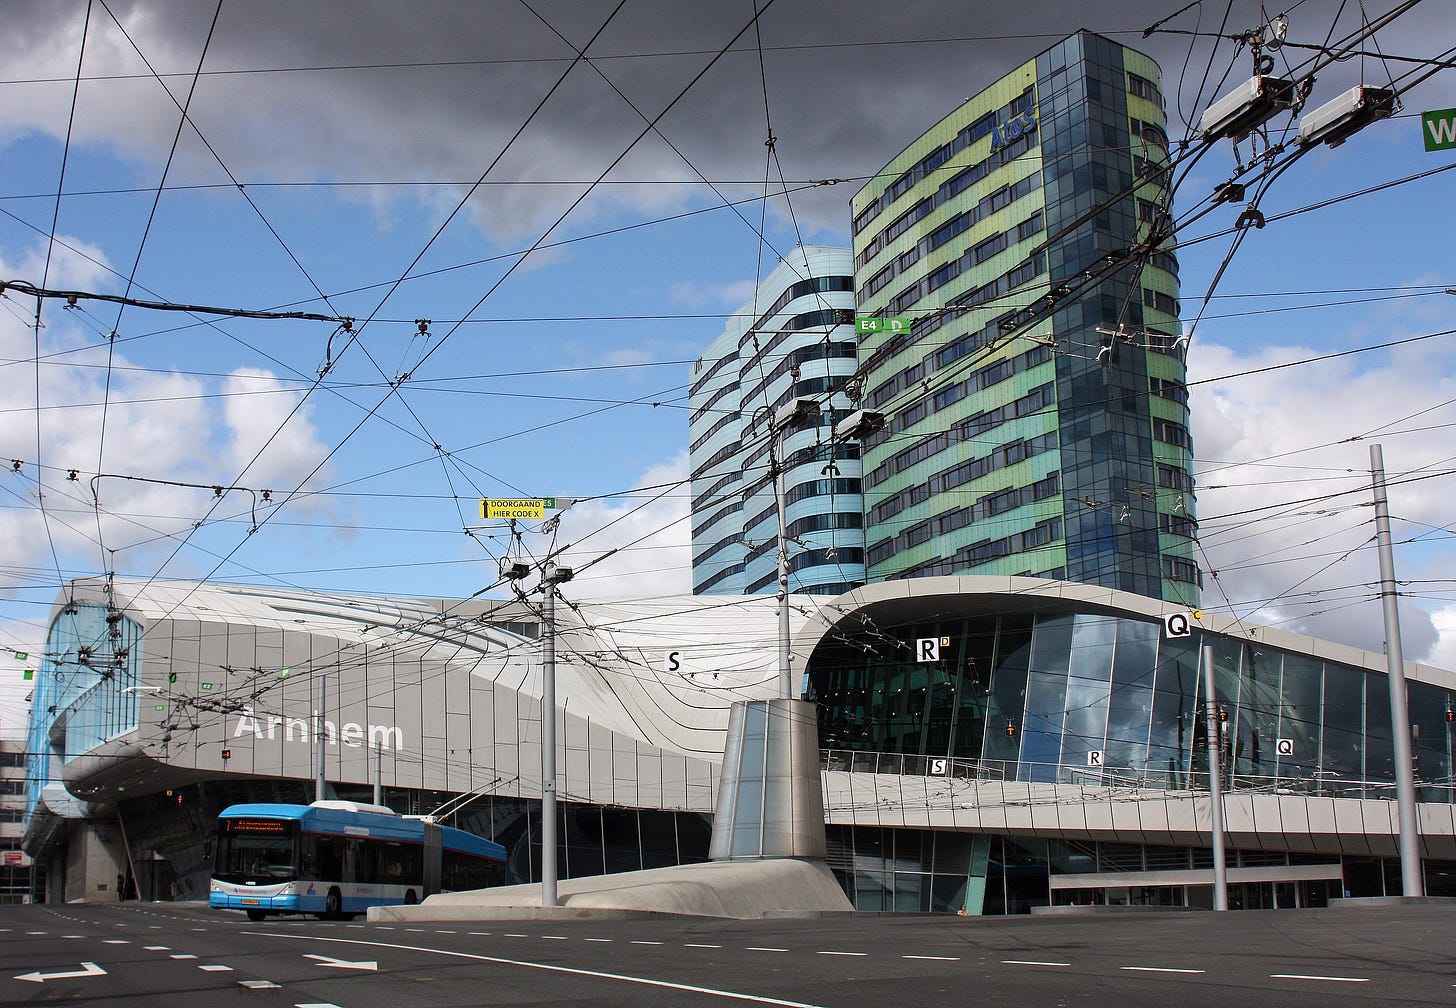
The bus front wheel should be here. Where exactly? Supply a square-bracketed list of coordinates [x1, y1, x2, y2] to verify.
[245, 909, 266, 922]
[322, 888, 343, 920]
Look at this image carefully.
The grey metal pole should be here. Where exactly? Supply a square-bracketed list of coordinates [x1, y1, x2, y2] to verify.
[373, 742, 382, 806]
[541, 576, 559, 908]
[1370, 443, 1424, 896]
[1202, 643, 1228, 911]
[772, 432, 792, 700]
[315, 674, 326, 803]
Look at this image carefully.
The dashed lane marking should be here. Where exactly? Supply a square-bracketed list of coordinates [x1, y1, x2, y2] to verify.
[170, 954, 198, 960]
[250, 931, 831, 1008]
[1121, 966, 1205, 974]
[817, 951, 867, 957]
[239, 980, 281, 989]
[903, 955, 959, 961]
[199, 964, 235, 972]
[1002, 960, 1070, 967]
[746, 947, 789, 953]
[144, 946, 170, 951]
[103, 939, 130, 944]
[1270, 974, 1370, 983]
[685, 944, 721, 949]
[630, 940, 663, 946]
[584, 938, 613, 943]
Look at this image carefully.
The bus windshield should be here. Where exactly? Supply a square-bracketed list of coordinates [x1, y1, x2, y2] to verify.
[215, 817, 299, 883]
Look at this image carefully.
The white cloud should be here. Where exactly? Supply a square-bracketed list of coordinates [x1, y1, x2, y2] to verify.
[1188, 331, 1456, 662]
[553, 452, 691, 599]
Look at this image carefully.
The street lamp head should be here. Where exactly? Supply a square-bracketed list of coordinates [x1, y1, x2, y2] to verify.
[835, 408, 886, 441]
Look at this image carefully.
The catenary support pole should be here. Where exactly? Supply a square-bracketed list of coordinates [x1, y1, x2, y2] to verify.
[541, 574, 559, 908]
[1371, 443, 1424, 896]
[1202, 643, 1228, 911]
[315, 674, 326, 803]
[373, 742, 382, 806]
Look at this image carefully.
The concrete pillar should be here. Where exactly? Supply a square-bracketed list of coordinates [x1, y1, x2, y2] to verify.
[710, 698, 827, 860]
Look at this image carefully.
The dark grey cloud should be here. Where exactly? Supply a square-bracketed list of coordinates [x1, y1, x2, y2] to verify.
[6, 0, 1449, 243]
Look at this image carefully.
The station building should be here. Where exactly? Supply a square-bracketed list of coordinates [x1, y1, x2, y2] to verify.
[23, 575, 1456, 912]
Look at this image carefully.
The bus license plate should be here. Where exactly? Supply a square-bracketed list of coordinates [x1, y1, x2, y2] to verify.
[242, 898, 259, 905]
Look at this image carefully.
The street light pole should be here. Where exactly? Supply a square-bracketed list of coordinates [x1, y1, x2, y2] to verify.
[539, 560, 573, 908]
[1202, 643, 1228, 911]
[771, 432, 793, 700]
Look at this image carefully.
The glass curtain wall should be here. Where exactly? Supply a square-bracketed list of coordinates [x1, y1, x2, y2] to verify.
[808, 608, 1455, 795]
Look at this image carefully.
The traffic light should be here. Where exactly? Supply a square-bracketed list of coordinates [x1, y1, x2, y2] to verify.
[220, 749, 231, 761]
[1446, 709, 1454, 723]
[1004, 721, 1016, 737]
[1218, 707, 1229, 722]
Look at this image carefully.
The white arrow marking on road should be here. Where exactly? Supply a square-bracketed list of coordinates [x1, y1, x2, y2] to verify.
[15, 962, 108, 983]
[303, 953, 377, 971]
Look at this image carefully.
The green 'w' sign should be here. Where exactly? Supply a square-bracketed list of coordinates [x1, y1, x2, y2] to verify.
[1423, 108, 1456, 151]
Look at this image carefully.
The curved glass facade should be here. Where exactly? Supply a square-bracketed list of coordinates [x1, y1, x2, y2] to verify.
[808, 607, 1456, 798]
[27, 601, 143, 814]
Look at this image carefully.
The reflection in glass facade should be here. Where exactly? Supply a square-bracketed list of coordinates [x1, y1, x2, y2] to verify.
[808, 608, 1456, 796]
[26, 602, 142, 814]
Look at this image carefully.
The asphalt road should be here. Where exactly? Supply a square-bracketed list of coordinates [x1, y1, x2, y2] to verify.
[3, 901, 1454, 1007]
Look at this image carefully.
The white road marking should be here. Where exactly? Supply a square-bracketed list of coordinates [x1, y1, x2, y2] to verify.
[541, 936, 568, 941]
[437, 930, 457, 934]
[296, 1003, 344, 1008]
[686, 944, 722, 949]
[103, 939, 130, 944]
[816, 951, 867, 957]
[631, 940, 664, 946]
[15, 962, 107, 984]
[250, 931, 832, 1008]
[170, 954, 199, 960]
[1002, 960, 1070, 967]
[505, 933, 528, 938]
[468, 932, 492, 936]
[1270, 974, 1370, 983]
[304, 954, 378, 971]
[746, 947, 788, 953]
[903, 955, 959, 961]
[200, 964, 235, 972]
[585, 938, 613, 943]
[144, 946, 170, 951]
[240, 980, 281, 989]
[1121, 966, 1205, 974]
[63, 935, 85, 939]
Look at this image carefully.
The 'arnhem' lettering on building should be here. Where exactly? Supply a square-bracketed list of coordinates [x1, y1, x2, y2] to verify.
[232, 706, 405, 751]
[988, 109, 1037, 154]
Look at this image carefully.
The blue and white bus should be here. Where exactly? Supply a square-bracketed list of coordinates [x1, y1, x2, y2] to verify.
[209, 800, 507, 920]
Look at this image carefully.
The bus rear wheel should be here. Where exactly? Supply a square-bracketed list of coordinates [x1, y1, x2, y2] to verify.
[322, 887, 343, 920]
[404, 889, 417, 905]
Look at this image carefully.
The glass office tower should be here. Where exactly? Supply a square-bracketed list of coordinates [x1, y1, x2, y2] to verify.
[849, 31, 1198, 603]
[689, 247, 865, 595]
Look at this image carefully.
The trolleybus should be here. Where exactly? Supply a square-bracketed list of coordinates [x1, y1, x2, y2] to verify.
[210, 800, 507, 920]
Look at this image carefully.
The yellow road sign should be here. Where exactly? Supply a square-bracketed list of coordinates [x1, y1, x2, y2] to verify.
[481, 497, 556, 520]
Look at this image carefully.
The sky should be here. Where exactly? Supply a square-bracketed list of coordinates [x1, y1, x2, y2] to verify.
[2, 0, 1454, 728]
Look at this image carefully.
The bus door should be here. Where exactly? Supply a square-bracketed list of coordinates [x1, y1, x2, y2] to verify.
[422, 821, 442, 896]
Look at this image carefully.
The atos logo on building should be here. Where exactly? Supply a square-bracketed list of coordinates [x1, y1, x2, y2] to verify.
[989, 109, 1037, 154]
